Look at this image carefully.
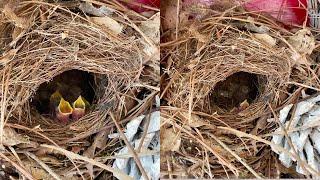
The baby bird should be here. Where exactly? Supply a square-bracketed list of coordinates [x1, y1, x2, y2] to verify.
[50, 90, 73, 123]
[72, 95, 89, 121]
[50, 90, 63, 111]
[56, 98, 73, 124]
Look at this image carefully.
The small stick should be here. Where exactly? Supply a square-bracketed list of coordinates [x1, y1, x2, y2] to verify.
[0, 152, 34, 180]
[137, 105, 152, 152]
[110, 112, 149, 180]
[24, 151, 62, 180]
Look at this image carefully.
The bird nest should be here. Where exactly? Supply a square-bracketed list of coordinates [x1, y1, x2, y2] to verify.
[160, 11, 300, 178]
[0, 1, 157, 179]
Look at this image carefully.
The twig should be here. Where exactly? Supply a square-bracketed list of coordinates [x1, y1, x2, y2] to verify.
[110, 112, 149, 180]
[0, 66, 11, 144]
[24, 151, 62, 180]
[209, 134, 262, 178]
[218, 126, 320, 176]
[175, 0, 180, 40]
[137, 105, 152, 152]
[0, 152, 34, 180]
[40, 144, 133, 180]
[172, 123, 239, 176]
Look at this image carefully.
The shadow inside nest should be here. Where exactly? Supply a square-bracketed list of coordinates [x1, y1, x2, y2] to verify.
[208, 71, 265, 112]
[32, 69, 96, 117]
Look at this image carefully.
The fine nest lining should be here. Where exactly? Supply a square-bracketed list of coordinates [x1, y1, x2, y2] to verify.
[208, 71, 265, 111]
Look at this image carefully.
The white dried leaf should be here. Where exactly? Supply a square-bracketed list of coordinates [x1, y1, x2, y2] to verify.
[125, 115, 145, 142]
[288, 131, 299, 157]
[287, 116, 301, 130]
[310, 130, 320, 155]
[139, 154, 160, 180]
[128, 159, 140, 180]
[296, 128, 311, 151]
[296, 115, 314, 151]
[155, 95, 160, 107]
[285, 101, 314, 130]
[113, 147, 130, 174]
[308, 105, 320, 116]
[296, 150, 307, 175]
[134, 133, 155, 149]
[272, 97, 320, 176]
[90, 16, 123, 35]
[144, 111, 160, 133]
[279, 104, 293, 124]
[295, 101, 315, 117]
[304, 139, 319, 174]
[307, 95, 320, 103]
[253, 33, 276, 46]
[279, 139, 292, 168]
[271, 127, 284, 154]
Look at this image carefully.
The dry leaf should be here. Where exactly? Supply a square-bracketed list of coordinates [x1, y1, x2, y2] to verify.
[244, 17, 270, 33]
[71, 146, 83, 154]
[3, 4, 30, 29]
[36, 146, 65, 156]
[23, 161, 52, 180]
[179, 112, 205, 127]
[140, 12, 160, 44]
[90, 16, 123, 35]
[253, 33, 276, 46]
[160, 127, 181, 152]
[79, 2, 114, 17]
[61, 31, 69, 40]
[2, 127, 28, 146]
[142, 40, 159, 57]
[288, 29, 315, 55]
[38, 156, 62, 166]
[189, 24, 208, 43]
[12, 27, 23, 40]
[239, 99, 250, 111]
[0, 49, 18, 66]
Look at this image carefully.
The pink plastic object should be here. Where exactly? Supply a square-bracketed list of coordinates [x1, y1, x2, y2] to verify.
[244, 0, 307, 26]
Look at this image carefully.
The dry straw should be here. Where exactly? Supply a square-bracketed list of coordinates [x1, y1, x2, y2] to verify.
[0, 0, 158, 179]
[160, 8, 319, 178]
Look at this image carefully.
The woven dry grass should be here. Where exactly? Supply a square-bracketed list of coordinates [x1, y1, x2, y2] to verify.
[160, 7, 320, 178]
[0, 1, 159, 179]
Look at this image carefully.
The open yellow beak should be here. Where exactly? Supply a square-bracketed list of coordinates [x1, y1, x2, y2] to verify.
[72, 96, 87, 121]
[56, 98, 73, 123]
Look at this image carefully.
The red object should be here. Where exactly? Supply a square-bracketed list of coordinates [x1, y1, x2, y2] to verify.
[182, 0, 215, 6]
[244, 0, 307, 26]
[126, 0, 160, 12]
